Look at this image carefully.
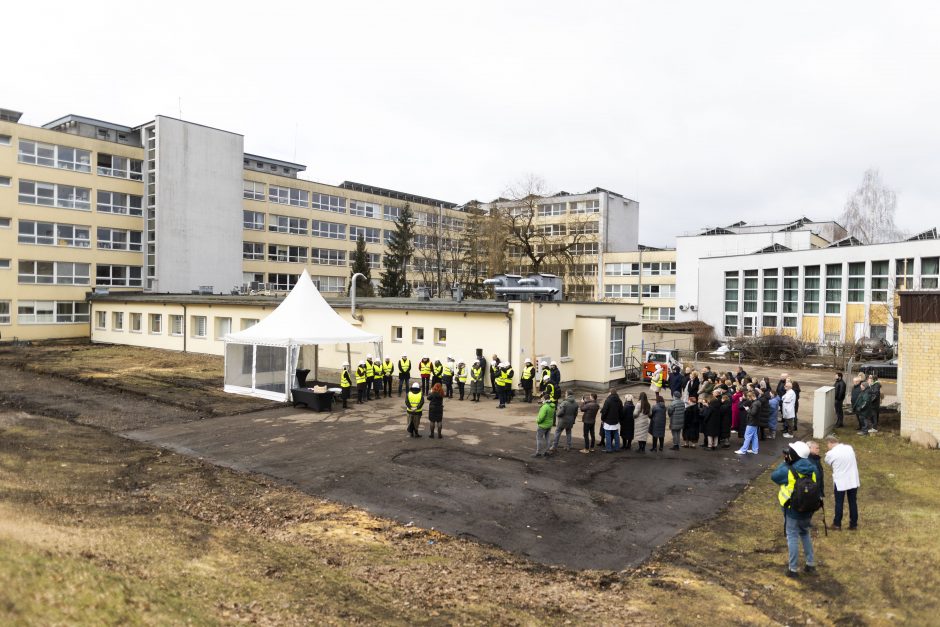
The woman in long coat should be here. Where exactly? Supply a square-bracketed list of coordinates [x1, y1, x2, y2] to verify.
[682, 395, 700, 447]
[427, 383, 444, 439]
[719, 392, 733, 447]
[703, 394, 722, 450]
[685, 372, 701, 403]
[620, 394, 636, 451]
[649, 395, 668, 452]
[633, 392, 651, 452]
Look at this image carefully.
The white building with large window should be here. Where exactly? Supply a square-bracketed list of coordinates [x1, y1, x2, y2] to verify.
[697, 230, 939, 343]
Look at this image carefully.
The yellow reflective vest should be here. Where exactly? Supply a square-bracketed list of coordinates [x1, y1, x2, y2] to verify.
[355, 367, 367, 384]
[443, 362, 453, 377]
[365, 361, 374, 379]
[419, 360, 432, 375]
[470, 365, 482, 382]
[521, 365, 535, 381]
[341, 369, 352, 388]
[433, 363, 443, 378]
[778, 469, 817, 507]
[456, 365, 467, 383]
[383, 361, 394, 376]
[405, 390, 424, 414]
[399, 358, 411, 375]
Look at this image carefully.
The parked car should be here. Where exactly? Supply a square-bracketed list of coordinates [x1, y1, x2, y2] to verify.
[730, 335, 807, 362]
[859, 358, 898, 379]
[855, 337, 894, 360]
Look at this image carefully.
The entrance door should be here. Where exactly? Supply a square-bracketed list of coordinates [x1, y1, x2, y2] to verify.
[743, 315, 758, 336]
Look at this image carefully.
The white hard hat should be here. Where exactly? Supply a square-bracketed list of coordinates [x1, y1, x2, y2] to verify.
[423, 355, 429, 359]
[411, 382, 421, 390]
[401, 354, 407, 359]
[366, 354, 373, 359]
[550, 361, 557, 366]
[499, 362, 507, 368]
[525, 358, 532, 363]
[789, 441, 810, 459]
[447, 355, 453, 360]
[342, 362, 349, 366]
[539, 361, 548, 367]
[358, 360, 365, 365]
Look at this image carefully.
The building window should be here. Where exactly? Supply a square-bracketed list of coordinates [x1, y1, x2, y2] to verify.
[16, 301, 90, 325]
[434, 328, 447, 344]
[761, 269, 778, 320]
[570, 242, 599, 256]
[170, 314, 184, 336]
[0, 259, 8, 270]
[895, 258, 914, 290]
[312, 193, 346, 213]
[0, 134, 10, 145]
[149, 314, 162, 334]
[215, 317, 232, 340]
[95, 265, 143, 287]
[871, 260, 889, 302]
[569, 221, 600, 235]
[743, 270, 758, 313]
[18, 260, 90, 285]
[0, 301, 11, 325]
[130, 313, 142, 333]
[310, 248, 346, 266]
[605, 262, 639, 276]
[267, 244, 307, 263]
[560, 329, 573, 358]
[243, 210, 265, 230]
[609, 325, 625, 369]
[97, 227, 142, 251]
[724, 271, 739, 314]
[392, 326, 403, 342]
[97, 154, 143, 180]
[268, 273, 298, 291]
[724, 314, 739, 337]
[537, 202, 565, 217]
[870, 324, 887, 340]
[847, 262, 865, 303]
[642, 262, 676, 276]
[312, 220, 346, 240]
[95, 311, 107, 330]
[383, 205, 400, 221]
[349, 200, 379, 218]
[825, 263, 842, 314]
[922, 257, 939, 289]
[19, 180, 91, 210]
[350, 226, 381, 243]
[643, 307, 675, 321]
[413, 327, 425, 343]
[18, 140, 91, 172]
[18, 221, 91, 248]
[604, 284, 638, 299]
[243, 242, 264, 260]
[803, 266, 820, 314]
[240, 318, 258, 330]
[570, 199, 600, 214]
[641, 284, 675, 299]
[243, 180, 265, 201]
[269, 215, 308, 235]
[0, 176, 10, 187]
[113, 312, 124, 331]
[0, 218, 8, 228]
[311, 275, 345, 293]
[97, 191, 143, 216]
[191, 315, 207, 337]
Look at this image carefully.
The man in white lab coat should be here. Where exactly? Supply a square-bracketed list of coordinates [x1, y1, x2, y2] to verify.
[824, 435, 861, 530]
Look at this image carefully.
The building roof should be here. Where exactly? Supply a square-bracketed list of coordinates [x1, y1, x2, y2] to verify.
[339, 181, 458, 209]
[689, 217, 846, 238]
[754, 243, 792, 254]
[907, 228, 938, 241]
[243, 153, 307, 172]
[0, 108, 23, 123]
[827, 236, 864, 247]
[698, 231, 940, 261]
[42, 114, 135, 133]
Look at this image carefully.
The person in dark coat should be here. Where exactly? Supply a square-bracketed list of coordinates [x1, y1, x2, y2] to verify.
[579, 393, 600, 452]
[703, 394, 722, 450]
[620, 394, 636, 451]
[735, 366, 747, 384]
[719, 392, 733, 447]
[834, 372, 847, 428]
[427, 383, 444, 439]
[776, 373, 788, 399]
[808, 440, 825, 497]
[669, 365, 684, 398]
[850, 374, 864, 430]
[600, 389, 624, 452]
[685, 372, 701, 404]
[682, 395, 700, 447]
[649, 395, 668, 452]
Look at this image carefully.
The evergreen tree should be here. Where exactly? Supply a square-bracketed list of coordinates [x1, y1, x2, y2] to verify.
[380, 203, 415, 297]
[349, 235, 375, 297]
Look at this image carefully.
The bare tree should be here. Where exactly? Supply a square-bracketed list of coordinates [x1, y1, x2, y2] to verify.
[838, 169, 905, 244]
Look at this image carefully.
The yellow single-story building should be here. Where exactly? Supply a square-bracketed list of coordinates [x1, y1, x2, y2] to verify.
[88, 292, 644, 390]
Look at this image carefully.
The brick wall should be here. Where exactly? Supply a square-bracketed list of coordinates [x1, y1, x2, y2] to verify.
[899, 320, 940, 438]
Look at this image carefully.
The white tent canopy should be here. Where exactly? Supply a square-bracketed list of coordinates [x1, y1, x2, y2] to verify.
[223, 269, 382, 401]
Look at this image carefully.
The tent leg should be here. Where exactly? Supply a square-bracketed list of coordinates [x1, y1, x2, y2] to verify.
[346, 343, 352, 371]
[314, 345, 319, 384]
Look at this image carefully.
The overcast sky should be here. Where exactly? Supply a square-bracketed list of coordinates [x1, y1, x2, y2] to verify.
[6, 1, 939, 246]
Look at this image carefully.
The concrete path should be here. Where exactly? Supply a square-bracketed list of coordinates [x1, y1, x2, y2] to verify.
[125, 388, 803, 571]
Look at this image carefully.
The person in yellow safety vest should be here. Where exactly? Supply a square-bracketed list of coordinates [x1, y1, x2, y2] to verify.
[339, 362, 352, 408]
[398, 354, 412, 397]
[382, 357, 394, 398]
[364, 356, 375, 401]
[355, 360, 368, 404]
[520, 358, 536, 403]
[469, 361, 484, 402]
[504, 362, 515, 404]
[650, 363, 664, 397]
[543, 380, 556, 405]
[404, 382, 425, 438]
[372, 356, 384, 399]
[432, 359, 444, 387]
[538, 361, 551, 394]
[771, 441, 820, 577]
[442, 356, 455, 398]
[496, 362, 513, 409]
[419, 356, 432, 395]
[455, 360, 467, 400]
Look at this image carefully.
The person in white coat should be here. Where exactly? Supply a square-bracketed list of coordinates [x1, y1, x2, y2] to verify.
[781, 382, 797, 438]
[824, 435, 861, 530]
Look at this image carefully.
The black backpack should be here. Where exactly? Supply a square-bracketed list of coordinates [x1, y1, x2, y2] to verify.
[790, 470, 822, 514]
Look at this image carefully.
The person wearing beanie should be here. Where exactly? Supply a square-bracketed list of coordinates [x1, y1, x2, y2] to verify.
[771, 441, 821, 578]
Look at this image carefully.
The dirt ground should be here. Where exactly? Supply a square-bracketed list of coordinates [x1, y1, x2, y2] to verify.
[2, 342, 938, 624]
